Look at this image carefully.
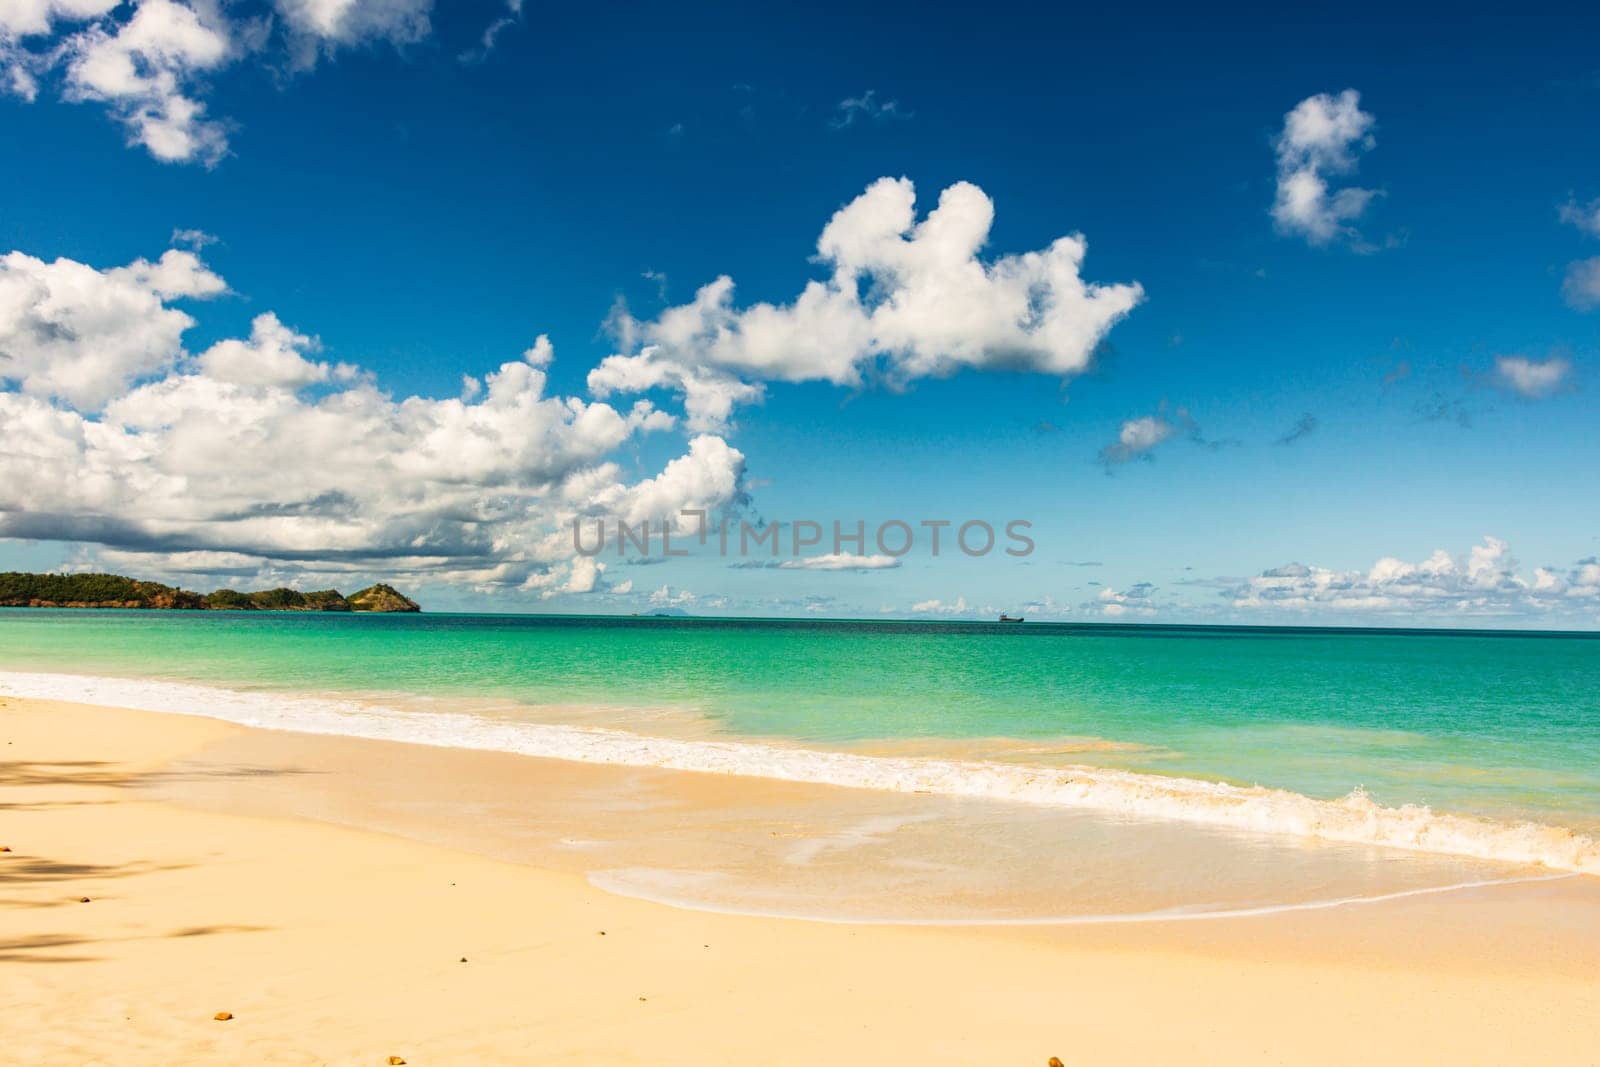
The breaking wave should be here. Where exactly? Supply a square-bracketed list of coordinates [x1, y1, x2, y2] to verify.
[4, 670, 1596, 876]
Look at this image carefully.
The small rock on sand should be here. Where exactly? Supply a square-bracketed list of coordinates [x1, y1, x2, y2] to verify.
[1048, 1057, 1064, 1067]
[388, 1057, 407, 1065]
[77, 896, 91, 903]
[214, 1012, 233, 1021]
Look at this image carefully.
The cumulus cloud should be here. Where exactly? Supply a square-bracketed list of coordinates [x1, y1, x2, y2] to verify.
[196, 312, 356, 388]
[588, 177, 1143, 430]
[60, 0, 234, 164]
[2, 0, 436, 163]
[1227, 537, 1600, 618]
[0, 243, 743, 593]
[0, 247, 227, 409]
[1562, 258, 1600, 311]
[829, 89, 910, 129]
[1492, 354, 1573, 399]
[1272, 89, 1379, 246]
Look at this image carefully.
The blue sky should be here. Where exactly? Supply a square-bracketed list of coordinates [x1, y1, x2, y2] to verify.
[1, 1, 1597, 624]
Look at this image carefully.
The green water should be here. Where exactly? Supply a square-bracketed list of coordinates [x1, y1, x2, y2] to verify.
[2, 610, 1597, 830]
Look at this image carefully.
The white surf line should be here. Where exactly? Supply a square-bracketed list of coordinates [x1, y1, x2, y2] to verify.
[3, 669, 1598, 877]
[584, 870, 1580, 927]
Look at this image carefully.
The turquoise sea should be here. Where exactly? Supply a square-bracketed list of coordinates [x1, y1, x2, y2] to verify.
[2, 610, 1597, 838]
[8, 608, 1600, 918]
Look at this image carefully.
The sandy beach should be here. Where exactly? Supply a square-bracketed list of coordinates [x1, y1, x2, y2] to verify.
[4, 696, 1598, 1066]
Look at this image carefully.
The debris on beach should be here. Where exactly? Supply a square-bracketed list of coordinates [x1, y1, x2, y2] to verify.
[1048, 1057, 1064, 1066]
[388, 1057, 407, 1065]
[77, 896, 91, 903]
[214, 1012, 233, 1021]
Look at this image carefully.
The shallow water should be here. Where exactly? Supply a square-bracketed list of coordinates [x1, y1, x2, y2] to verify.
[2, 611, 1598, 902]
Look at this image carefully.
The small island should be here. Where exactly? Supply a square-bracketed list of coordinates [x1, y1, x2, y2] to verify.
[0, 572, 421, 613]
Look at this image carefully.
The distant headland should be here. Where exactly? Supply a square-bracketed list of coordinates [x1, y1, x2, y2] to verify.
[0, 572, 421, 613]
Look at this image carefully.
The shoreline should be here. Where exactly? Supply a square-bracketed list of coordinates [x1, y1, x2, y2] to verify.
[3, 668, 1597, 878]
[3, 696, 1598, 1064]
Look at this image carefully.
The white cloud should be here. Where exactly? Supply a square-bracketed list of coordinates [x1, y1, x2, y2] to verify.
[458, 0, 521, 64]
[1272, 89, 1379, 246]
[562, 554, 603, 594]
[1227, 537, 1600, 618]
[588, 177, 1143, 430]
[910, 596, 968, 615]
[60, 0, 233, 164]
[1559, 197, 1600, 238]
[648, 584, 695, 607]
[0, 247, 226, 409]
[170, 227, 219, 249]
[1493, 354, 1572, 399]
[1562, 257, 1600, 311]
[829, 89, 910, 129]
[197, 312, 355, 388]
[0, 0, 117, 99]
[3, 0, 436, 163]
[1096, 407, 1227, 469]
[779, 553, 901, 571]
[1098, 414, 1180, 467]
[588, 346, 764, 433]
[0, 244, 743, 591]
[274, 0, 431, 68]
[1093, 582, 1157, 617]
[577, 434, 746, 530]
[0, 0, 119, 37]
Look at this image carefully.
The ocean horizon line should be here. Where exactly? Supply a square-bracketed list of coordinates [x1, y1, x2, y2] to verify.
[8, 605, 1597, 639]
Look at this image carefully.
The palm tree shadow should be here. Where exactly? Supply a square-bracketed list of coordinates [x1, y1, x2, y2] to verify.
[0, 758, 317, 810]
[0, 923, 268, 964]
[2, 757, 307, 962]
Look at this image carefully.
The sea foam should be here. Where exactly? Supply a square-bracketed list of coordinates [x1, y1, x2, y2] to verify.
[4, 670, 1597, 876]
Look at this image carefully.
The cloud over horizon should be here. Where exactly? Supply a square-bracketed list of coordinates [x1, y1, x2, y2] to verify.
[1227, 537, 1600, 618]
[0, 242, 744, 595]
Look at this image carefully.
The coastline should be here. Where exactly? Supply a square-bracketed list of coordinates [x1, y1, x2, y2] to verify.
[4, 696, 1599, 1064]
[3, 669, 1596, 878]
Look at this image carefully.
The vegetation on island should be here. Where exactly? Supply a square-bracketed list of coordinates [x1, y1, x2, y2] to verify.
[0, 572, 421, 613]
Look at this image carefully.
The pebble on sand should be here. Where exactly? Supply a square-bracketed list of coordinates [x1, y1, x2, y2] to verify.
[77, 896, 91, 903]
[388, 1057, 407, 1065]
[1048, 1057, 1064, 1067]
[1, 845, 11, 852]
[214, 1012, 233, 1021]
